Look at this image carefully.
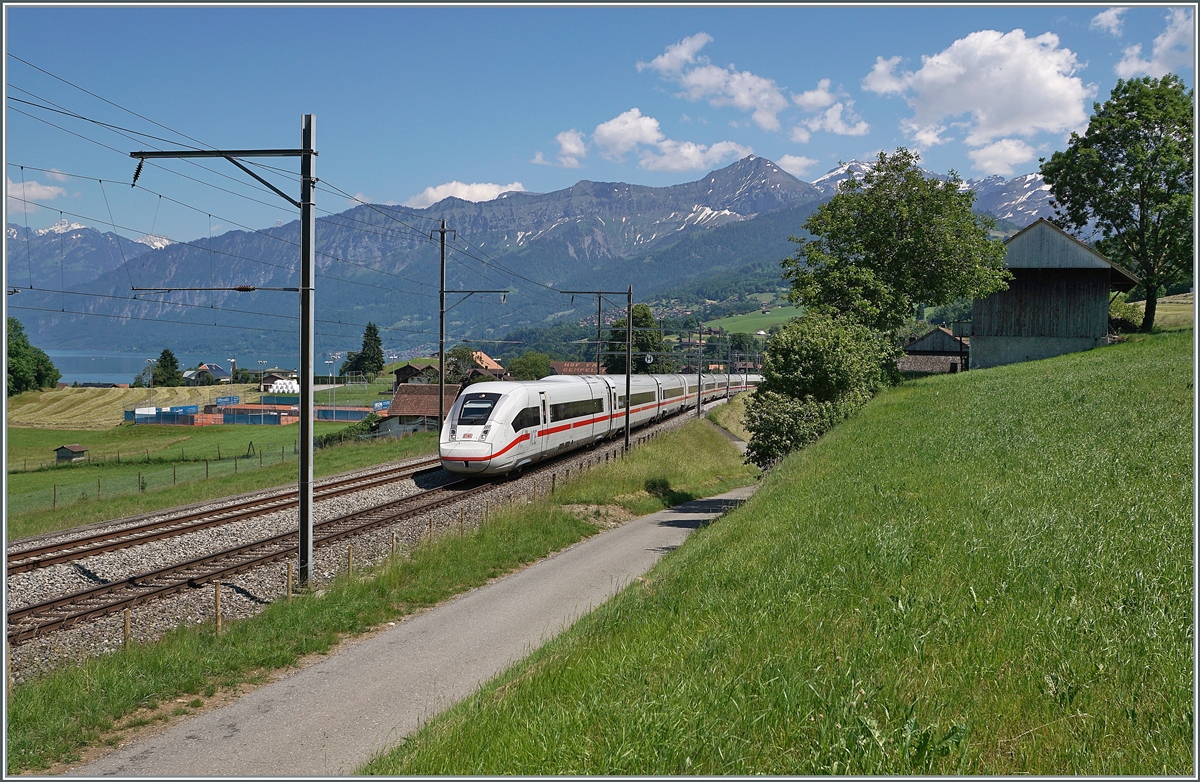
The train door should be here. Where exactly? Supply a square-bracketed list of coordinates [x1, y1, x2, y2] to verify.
[538, 391, 549, 457]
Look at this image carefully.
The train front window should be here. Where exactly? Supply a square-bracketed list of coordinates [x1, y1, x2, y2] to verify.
[457, 393, 502, 425]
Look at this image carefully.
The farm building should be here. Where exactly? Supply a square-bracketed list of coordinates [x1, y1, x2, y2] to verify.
[392, 362, 440, 387]
[549, 361, 597, 376]
[377, 383, 462, 436]
[970, 219, 1140, 370]
[55, 444, 87, 463]
[898, 326, 969, 374]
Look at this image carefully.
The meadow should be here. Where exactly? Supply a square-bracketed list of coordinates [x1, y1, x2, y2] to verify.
[367, 330, 1193, 775]
[704, 305, 803, 334]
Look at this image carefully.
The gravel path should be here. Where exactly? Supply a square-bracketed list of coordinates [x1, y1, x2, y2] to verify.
[7, 403, 729, 683]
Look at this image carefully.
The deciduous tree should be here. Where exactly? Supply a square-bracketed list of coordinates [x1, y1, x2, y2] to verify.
[6, 317, 60, 396]
[1040, 74, 1193, 331]
[782, 148, 1008, 333]
[507, 351, 552, 381]
[603, 304, 665, 374]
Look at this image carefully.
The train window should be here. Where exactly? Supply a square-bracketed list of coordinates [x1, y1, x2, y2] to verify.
[550, 397, 603, 422]
[662, 386, 684, 398]
[510, 406, 540, 431]
[457, 393, 502, 425]
[617, 391, 656, 408]
[687, 385, 697, 395]
[704, 382, 716, 390]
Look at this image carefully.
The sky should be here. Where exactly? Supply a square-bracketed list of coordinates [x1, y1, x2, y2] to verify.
[3, 4, 1196, 248]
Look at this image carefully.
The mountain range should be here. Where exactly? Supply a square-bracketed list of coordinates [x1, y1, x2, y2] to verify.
[6, 156, 1058, 358]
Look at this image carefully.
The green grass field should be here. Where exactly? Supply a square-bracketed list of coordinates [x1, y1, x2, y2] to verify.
[367, 330, 1193, 775]
[1139, 292, 1194, 330]
[706, 391, 751, 441]
[705, 306, 803, 334]
[6, 426, 440, 541]
[5, 419, 753, 774]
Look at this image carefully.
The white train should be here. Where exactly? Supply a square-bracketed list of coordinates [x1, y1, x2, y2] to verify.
[439, 372, 761, 475]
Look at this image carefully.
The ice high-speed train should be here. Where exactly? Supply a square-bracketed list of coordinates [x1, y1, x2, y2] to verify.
[439, 372, 761, 476]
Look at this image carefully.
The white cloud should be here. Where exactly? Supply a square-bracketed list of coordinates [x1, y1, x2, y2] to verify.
[1091, 8, 1128, 36]
[1115, 8, 1195, 78]
[593, 108, 665, 161]
[792, 78, 838, 111]
[44, 169, 71, 183]
[777, 155, 820, 177]
[790, 125, 812, 144]
[967, 139, 1037, 176]
[640, 33, 790, 131]
[404, 181, 525, 208]
[637, 32, 713, 74]
[639, 139, 751, 172]
[590, 108, 749, 172]
[805, 102, 870, 136]
[554, 129, 587, 168]
[868, 29, 1094, 150]
[862, 56, 907, 95]
[6, 176, 67, 212]
[534, 129, 587, 168]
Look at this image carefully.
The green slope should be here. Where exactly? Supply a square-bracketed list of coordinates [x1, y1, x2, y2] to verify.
[368, 330, 1194, 775]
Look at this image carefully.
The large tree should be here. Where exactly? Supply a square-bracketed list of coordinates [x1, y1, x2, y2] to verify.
[1040, 74, 1193, 331]
[507, 351, 552, 381]
[782, 148, 1009, 334]
[151, 348, 184, 387]
[603, 304, 666, 374]
[340, 322, 386, 377]
[6, 317, 60, 396]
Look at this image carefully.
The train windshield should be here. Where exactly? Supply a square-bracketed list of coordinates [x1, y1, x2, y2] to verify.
[457, 393, 502, 425]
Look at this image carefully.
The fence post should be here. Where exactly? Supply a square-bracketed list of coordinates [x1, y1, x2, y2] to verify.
[53, 484, 57, 510]
[286, 562, 293, 603]
[123, 609, 131, 647]
[234, 457, 238, 474]
[214, 581, 222, 634]
[173, 465, 176, 485]
[98, 479, 101, 500]
[206, 459, 209, 479]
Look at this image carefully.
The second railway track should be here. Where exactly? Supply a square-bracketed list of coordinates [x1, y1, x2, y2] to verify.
[6, 456, 443, 576]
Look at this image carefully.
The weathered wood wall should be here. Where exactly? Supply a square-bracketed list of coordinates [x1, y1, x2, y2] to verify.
[973, 268, 1110, 339]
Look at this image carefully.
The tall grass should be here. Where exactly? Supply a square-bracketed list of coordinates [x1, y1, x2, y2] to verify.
[367, 330, 1193, 775]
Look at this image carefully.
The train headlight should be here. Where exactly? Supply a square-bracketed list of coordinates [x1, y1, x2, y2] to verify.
[450, 428, 457, 440]
[480, 427, 490, 441]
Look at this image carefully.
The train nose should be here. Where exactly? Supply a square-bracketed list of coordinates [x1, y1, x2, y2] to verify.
[440, 441, 494, 473]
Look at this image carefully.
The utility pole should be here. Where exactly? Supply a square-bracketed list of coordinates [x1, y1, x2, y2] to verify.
[625, 285, 633, 450]
[596, 296, 603, 374]
[562, 287, 633, 450]
[696, 322, 704, 419]
[130, 113, 318, 585]
[434, 220, 455, 430]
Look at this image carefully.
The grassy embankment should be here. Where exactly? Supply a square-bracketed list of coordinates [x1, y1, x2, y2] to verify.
[707, 391, 751, 441]
[367, 330, 1192, 776]
[5, 418, 756, 775]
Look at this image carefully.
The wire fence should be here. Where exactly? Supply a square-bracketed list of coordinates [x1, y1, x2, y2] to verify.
[7, 443, 301, 517]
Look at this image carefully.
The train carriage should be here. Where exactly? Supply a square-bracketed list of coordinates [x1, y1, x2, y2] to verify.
[439, 372, 761, 475]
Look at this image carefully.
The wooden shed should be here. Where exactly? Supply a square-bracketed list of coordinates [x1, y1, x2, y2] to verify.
[897, 326, 969, 374]
[55, 444, 87, 463]
[970, 219, 1140, 370]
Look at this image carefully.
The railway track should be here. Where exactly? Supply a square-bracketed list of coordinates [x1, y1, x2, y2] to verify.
[7, 477, 488, 644]
[6, 457, 442, 576]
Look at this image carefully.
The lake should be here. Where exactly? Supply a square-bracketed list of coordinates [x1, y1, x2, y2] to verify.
[44, 350, 301, 386]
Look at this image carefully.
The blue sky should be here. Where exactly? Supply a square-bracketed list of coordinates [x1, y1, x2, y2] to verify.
[4, 4, 1195, 246]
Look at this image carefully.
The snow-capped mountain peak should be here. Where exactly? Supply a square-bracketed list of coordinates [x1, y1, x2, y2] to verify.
[135, 234, 172, 250]
[35, 218, 87, 236]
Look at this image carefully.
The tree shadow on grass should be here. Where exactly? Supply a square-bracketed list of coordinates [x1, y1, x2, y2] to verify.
[645, 476, 695, 508]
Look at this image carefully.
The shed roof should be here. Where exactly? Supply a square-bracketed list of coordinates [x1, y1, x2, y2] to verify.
[56, 444, 87, 453]
[385, 383, 462, 417]
[904, 326, 968, 354]
[1003, 219, 1140, 290]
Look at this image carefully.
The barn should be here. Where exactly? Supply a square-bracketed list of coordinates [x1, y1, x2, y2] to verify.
[970, 219, 1140, 370]
[898, 326, 969, 374]
[377, 383, 462, 436]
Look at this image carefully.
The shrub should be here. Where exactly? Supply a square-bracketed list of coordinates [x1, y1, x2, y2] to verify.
[744, 313, 894, 468]
[1109, 292, 1143, 332]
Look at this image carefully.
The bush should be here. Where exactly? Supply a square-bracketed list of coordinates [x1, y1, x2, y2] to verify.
[744, 313, 894, 468]
[314, 413, 382, 449]
[1109, 292, 1143, 332]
